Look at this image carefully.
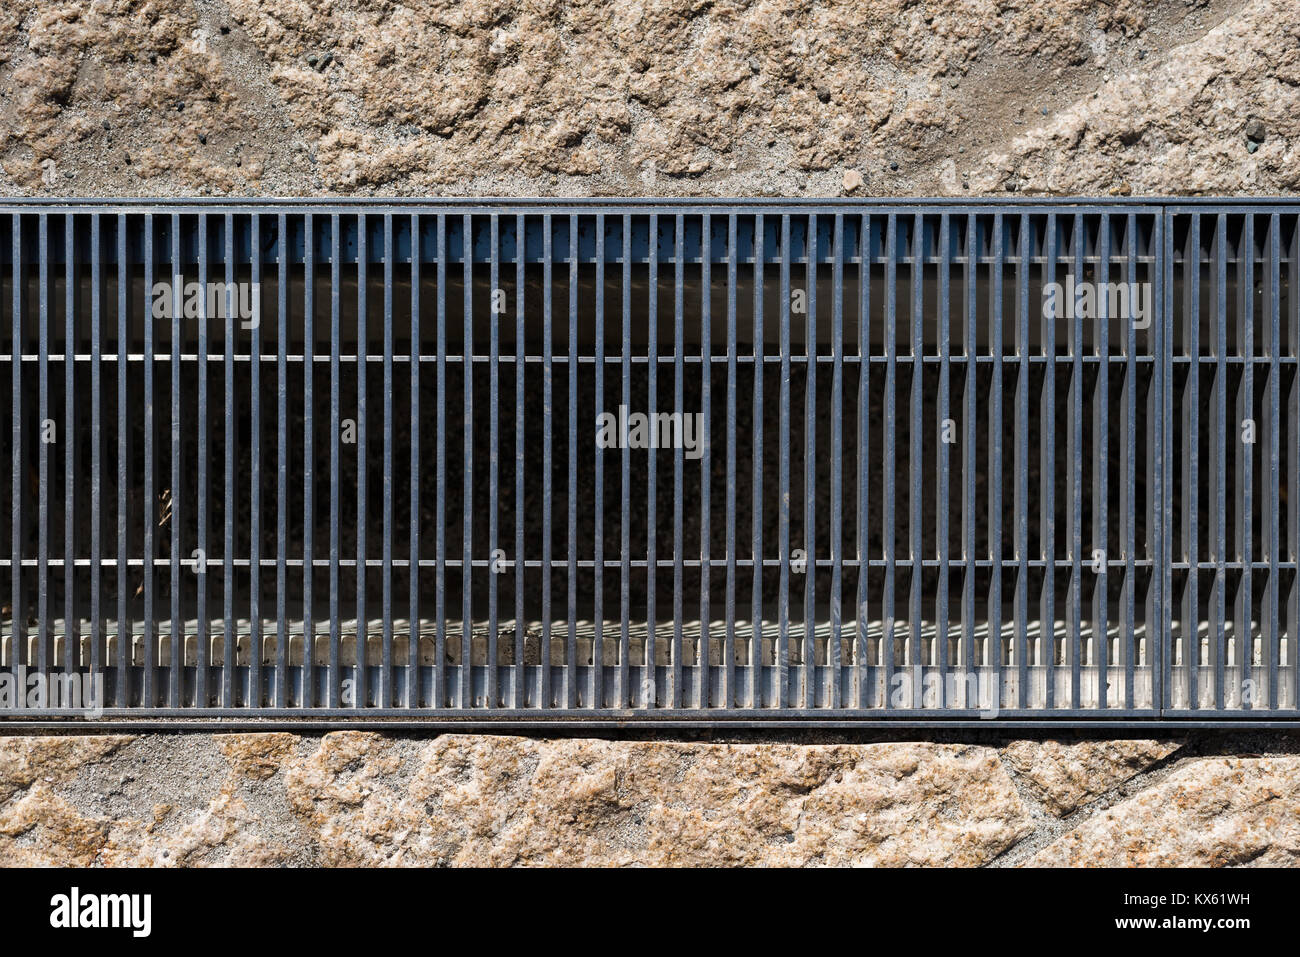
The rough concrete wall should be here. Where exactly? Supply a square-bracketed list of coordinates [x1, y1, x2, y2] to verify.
[2, 733, 1298, 866]
[1, 0, 1299, 867]
[0, 0, 1296, 196]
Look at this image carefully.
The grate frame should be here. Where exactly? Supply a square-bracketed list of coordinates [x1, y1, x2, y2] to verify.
[0, 198, 1295, 727]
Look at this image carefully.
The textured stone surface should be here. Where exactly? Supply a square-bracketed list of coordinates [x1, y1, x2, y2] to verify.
[0, 734, 306, 866]
[4, 735, 1299, 866]
[1001, 739, 1183, 815]
[215, 732, 298, 779]
[0, 0, 1293, 196]
[0, 733, 1034, 866]
[0, 0, 277, 191]
[0, 735, 132, 801]
[1032, 757, 1300, 866]
[294, 734, 1032, 866]
[972, 0, 1300, 194]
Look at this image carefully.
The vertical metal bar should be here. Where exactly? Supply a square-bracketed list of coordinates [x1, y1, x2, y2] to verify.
[829, 213, 844, 710]
[61, 215, 73, 681]
[1155, 209, 1171, 713]
[620, 215, 631, 709]
[89, 214, 103, 684]
[222, 213, 236, 708]
[1041, 213, 1056, 708]
[300, 214, 313, 712]
[777, 213, 791, 710]
[883, 211, 899, 707]
[1014, 214, 1029, 709]
[1121, 212, 1137, 711]
[355, 214, 368, 708]
[701, 212, 713, 709]
[856, 214, 870, 708]
[143, 216, 156, 708]
[487, 214, 499, 709]
[962, 213, 976, 707]
[1094, 214, 1110, 710]
[803, 213, 816, 708]
[461, 213, 473, 709]
[1265, 211, 1280, 709]
[1289, 211, 1300, 711]
[910, 211, 925, 709]
[10, 214, 23, 702]
[1211, 213, 1227, 710]
[171, 213, 183, 708]
[275, 212, 288, 709]
[116, 213, 128, 707]
[248, 214, 262, 709]
[380, 212, 393, 710]
[329, 214, 341, 708]
[1237, 213, 1255, 705]
[435, 214, 446, 709]
[1094, 214, 1111, 710]
[988, 212, 1004, 714]
[566, 213, 578, 708]
[541, 214, 553, 709]
[1182, 213, 1201, 708]
[512, 214, 524, 707]
[750, 213, 765, 709]
[646, 213, 658, 709]
[592, 213, 605, 711]
[409, 212, 422, 708]
[37, 213, 48, 683]
[725, 212, 737, 708]
[197, 213, 209, 708]
[1068, 213, 1083, 710]
[65, 215, 80, 678]
[938, 213, 953, 709]
[673, 212, 685, 709]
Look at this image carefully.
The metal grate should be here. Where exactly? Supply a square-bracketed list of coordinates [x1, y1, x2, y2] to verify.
[1166, 207, 1299, 716]
[0, 199, 1295, 726]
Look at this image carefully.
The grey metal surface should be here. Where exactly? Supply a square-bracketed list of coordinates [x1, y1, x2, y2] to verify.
[0, 200, 1295, 725]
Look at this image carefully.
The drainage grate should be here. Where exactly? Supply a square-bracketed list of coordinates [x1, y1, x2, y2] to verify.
[0, 200, 1295, 726]
[1166, 207, 1299, 716]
